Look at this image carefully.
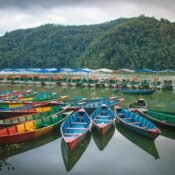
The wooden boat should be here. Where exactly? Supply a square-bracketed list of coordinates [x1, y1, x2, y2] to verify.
[61, 133, 91, 172]
[0, 104, 63, 119]
[82, 79, 89, 87]
[128, 98, 147, 111]
[65, 96, 87, 105]
[61, 109, 91, 150]
[0, 101, 60, 110]
[0, 105, 66, 127]
[19, 92, 68, 102]
[91, 104, 116, 135]
[115, 106, 161, 139]
[144, 109, 175, 116]
[134, 109, 175, 131]
[73, 97, 124, 114]
[18, 91, 38, 99]
[0, 90, 32, 99]
[91, 126, 115, 150]
[89, 78, 98, 87]
[116, 123, 159, 159]
[114, 89, 155, 95]
[0, 110, 73, 145]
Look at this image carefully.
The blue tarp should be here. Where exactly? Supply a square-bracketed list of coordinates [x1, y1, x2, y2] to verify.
[135, 69, 157, 73]
[1, 68, 175, 73]
[76, 68, 93, 73]
[135, 69, 175, 73]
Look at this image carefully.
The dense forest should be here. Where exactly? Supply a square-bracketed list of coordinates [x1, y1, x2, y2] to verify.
[0, 16, 174, 69]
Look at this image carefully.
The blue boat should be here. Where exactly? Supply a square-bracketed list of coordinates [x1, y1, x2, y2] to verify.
[115, 89, 155, 95]
[65, 96, 87, 104]
[91, 104, 116, 135]
[115, 106, 161, 139]
[72, 97, 124, 114]
[61, 109, 91, 150]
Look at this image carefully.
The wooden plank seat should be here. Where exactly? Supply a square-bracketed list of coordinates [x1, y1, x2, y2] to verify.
[96, 115, 110, 118]
[118, 113, 124, 116]
[129, 122, 140, 125]
[77, 116, 85, 119]
[94, 118, 112, 121]
[71, 122, 88, 125]
[66, 127, 87, 130]
[64, 133, 83, 136]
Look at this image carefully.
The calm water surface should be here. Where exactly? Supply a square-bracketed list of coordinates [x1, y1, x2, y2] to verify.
[0, 85, 175, 175]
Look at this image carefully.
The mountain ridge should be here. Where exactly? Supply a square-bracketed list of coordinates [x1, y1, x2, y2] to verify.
[0, 16, 174, 69]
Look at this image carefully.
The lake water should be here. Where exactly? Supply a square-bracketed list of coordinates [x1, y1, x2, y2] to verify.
[0, 85, 175, 175]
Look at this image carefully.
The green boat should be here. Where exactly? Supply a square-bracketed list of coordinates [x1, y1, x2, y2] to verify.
[135, 109, 175, 131]
[0, 104, 66, 127]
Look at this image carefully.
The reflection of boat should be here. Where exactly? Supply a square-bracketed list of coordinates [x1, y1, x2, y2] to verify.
[91, 126, 115, 151]
[115, 106, 161, 139]
[160, 128, 175, 140]
[116, 123, 160, 160]
[0, 130, 61, 171]
[61, 133, 91, 172]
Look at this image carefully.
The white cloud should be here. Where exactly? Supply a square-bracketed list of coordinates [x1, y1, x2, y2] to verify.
[0, 1, 174, 35]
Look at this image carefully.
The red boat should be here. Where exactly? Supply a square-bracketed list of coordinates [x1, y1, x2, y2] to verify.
[0, 109, 73, 145]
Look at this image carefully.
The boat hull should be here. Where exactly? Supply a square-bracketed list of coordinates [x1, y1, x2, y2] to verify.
[117, 120, 159, 139]
[135, 110, 175, 131]
[93, 122, 114, 135]
[115, 106, 160, 140]
[0, 131, 35, 145]
[120, 89, 155, 95]
[63, 131, 89, 151]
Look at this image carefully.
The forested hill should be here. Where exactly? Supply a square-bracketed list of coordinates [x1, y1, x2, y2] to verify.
[0, 16, 175, 69]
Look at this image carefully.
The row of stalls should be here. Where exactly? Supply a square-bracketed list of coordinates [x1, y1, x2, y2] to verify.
[0, 68, 175, 90]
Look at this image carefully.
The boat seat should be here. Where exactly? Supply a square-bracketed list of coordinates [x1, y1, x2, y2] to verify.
[71, 122, 88, 125]
[17, 124, 26, 133]
[118, 113, 124, 116]
[25, 121, 35, 131]
[64, 132, 82, 136]
[77, 116, 84, 119]
[94, 119, 112, 121]
[129, 122, 140, 125]
[66, 127, 87, 130]
[97, 115, 110, 118]
[8, 126, 18, 135]
[140, 126, 147, 129]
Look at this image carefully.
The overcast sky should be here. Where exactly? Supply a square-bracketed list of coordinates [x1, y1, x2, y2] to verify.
[0, 0, 174, 35]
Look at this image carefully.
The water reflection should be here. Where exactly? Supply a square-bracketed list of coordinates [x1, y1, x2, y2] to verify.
[91, 126, 115, 151]
[160, 128, 175, 140]
[61, 133, 91, 172]
[0, 131, 60, 171]
[116, 123, 160, 160]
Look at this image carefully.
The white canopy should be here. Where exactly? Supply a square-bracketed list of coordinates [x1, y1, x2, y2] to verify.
[117, 69, 135, 73]
[94, 68, 113, 73]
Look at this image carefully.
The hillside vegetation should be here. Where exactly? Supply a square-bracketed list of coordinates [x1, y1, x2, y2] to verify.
[0, 16, 174, 69]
